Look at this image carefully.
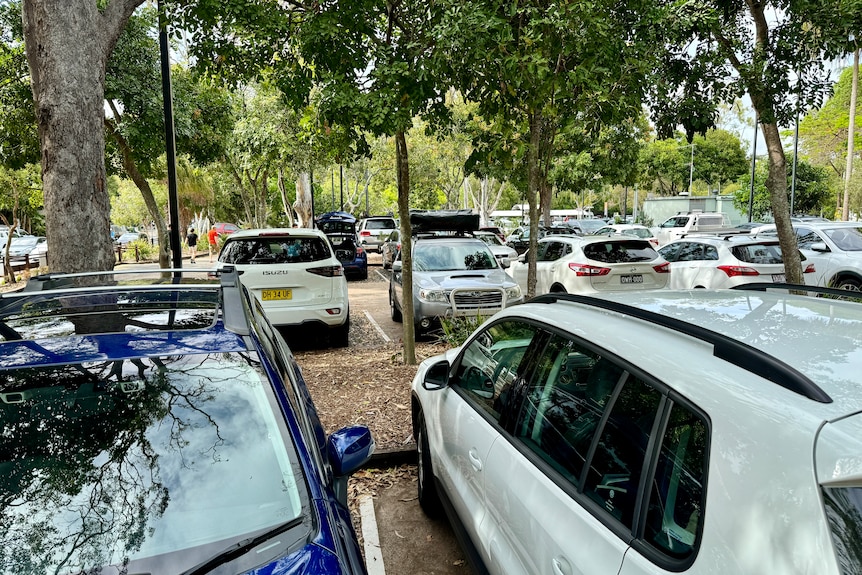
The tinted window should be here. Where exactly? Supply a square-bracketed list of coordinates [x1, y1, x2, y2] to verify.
[583, 240, 658, 263]
[644, 403, 708, 560]
[414, 242, 497, 271]
[732, 243, 783, 264]
[454, 320, 540, 421]
[364, 218, 396, 230]
[658, 243, 680, 262]
[674, 242, 704, 262]
[796, 227, 821, 249]
[539, 241, 567, 262]
[582, 376, 662, 529]
[824, 227, 862, 252]
[513, 336, 618, 486]
[221, 236, 331, 264]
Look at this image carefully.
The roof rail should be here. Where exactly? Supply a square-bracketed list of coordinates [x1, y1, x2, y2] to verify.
[731, 282, 862, 303]
[529, 292, 832, 403]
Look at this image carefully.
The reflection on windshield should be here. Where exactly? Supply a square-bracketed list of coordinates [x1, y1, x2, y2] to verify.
[414, 244, 497, 271]
[0, 352, 306, 574]
[825, 227, 862, 252]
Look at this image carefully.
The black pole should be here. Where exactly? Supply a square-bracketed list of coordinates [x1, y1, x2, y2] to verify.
[310, 168, 315, 228]
[158, 0, 181, 271]
[339, 164, 344, 211]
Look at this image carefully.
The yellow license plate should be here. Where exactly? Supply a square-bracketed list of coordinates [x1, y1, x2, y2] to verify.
[262, 289, 292, 301]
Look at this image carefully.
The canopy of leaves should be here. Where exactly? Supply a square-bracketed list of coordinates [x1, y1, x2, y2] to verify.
[0, 1, 38, 169]
[733, 159, 833, 220]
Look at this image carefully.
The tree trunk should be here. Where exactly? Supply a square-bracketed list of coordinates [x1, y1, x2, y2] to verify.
[294, 172, 313, 227]
[526, 112, 542, 298]
[278, 167, 295, 227]
[395, 130, 416, 365]
[22, 0, 144, 273]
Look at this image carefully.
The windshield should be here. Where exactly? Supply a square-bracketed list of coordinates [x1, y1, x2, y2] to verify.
[0, 351, 308, 574]
[824, 226, 862, 251]
[476, 233, 503, 247]
[414, 242, 498, 271]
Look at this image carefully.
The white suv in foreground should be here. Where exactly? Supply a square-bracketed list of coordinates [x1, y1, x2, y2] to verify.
[412, 286, 862, 575]
[216, 228, 349, 346]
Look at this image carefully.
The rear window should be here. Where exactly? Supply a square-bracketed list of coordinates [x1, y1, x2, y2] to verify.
[220, 236, 331, 264]
[583, 240, 658, 263]
[731, 243, 784, 264]
[364, 218, 395, 230]
[822, 486, 862, 573]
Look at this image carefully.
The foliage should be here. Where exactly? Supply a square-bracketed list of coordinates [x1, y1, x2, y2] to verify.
[0, 1, 38, 169]
[439, 315, 487, 348]
[0, 164, 43, 234]
[117, 238, 157, 262]
[109, 176, 167, 229]
[733, 160, 834, 221]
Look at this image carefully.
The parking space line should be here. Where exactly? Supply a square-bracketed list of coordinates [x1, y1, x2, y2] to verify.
[363, 309, 392, 343]
[359, 495, 386, 575]
[374, 269, 388, 282]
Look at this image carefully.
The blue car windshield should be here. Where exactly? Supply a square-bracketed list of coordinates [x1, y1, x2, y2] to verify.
[0, 351, 309, 574]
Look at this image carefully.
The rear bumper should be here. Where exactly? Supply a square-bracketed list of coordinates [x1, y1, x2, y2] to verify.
[259, 300, 348, 328]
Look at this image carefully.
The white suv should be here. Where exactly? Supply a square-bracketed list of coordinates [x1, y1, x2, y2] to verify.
[412, 286, 862, 575]
[216, 228, 349, 346]
[357, 216, 397, 252]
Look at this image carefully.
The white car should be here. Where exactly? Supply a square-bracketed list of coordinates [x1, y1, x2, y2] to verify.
[653, 212, 729, 246]
[474, 230, 518, 264]
[593, 223, 659, 246]
[357, 216, 397, 252]
[754, 221, 862, 290]
[507, 234, 670, 295]
[216, 228, 350, 346]
[658, 235, 816, 289]
[411, 286, 862, 575]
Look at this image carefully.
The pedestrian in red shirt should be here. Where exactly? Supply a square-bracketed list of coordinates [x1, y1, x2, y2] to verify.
[208, 225, 218, 262]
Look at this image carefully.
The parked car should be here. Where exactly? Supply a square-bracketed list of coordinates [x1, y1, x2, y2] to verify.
[0, 267, 373, 575]
[357, 215, 397, 252]
[389, 211, 523, 335]
[562, 217, 607, 236]
[114, 231, 147, 246]
[754, 221, 862, 290]
[658, 234, 817, 289]
[216, 228, 351, 346]
[317, 211, 368, 280]
[380, 229, 401, 270]
[505, 225, 546, 254]
[411, 285, 862, 575]
[3, 235, 47, 263]
[478, 226, 507, 243]
[654, 212, 729, 246]
[507, 234, 670, 295]
[213, 221, 240, 236]
[593, 223, 659, 247]
[474, 230, 518, 264]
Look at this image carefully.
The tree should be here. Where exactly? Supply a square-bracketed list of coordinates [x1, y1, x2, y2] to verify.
[0, 2, 38, 170]
[733, 159, 834, 221]
[21, 0, 146, 273]
[648, 0, 862, 285]
[434, 0, 657, 297]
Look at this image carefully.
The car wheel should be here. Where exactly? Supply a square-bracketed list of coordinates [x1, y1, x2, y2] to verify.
[390, 290, 402, 322]
[836, 277, 862, 291]
[331, 317, 350, 348]
[416, 416, 442, 518]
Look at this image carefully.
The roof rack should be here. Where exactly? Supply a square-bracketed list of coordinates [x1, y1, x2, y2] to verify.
[1, 267, 251, 336]
[530, 292, 832, 404]
[677, 228, 753, 241]
[731, 282, 862, 303]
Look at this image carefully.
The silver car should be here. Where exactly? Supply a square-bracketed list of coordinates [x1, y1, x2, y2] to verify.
[389, 235, 523, 334]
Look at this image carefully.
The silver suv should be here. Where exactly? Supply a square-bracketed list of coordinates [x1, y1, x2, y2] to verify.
[357, 216, 397, 252]
[388, 212, 523, 335]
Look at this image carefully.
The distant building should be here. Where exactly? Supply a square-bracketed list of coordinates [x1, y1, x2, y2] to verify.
[642, 194, 746, 227]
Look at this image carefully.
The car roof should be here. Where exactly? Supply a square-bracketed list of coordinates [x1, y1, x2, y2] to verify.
[666, 234, 779, 246]
[506, 288, 862, 422]
[225, 227, 326, 240]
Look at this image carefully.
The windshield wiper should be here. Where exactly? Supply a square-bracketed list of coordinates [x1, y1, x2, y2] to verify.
[180, 517, 304, 575]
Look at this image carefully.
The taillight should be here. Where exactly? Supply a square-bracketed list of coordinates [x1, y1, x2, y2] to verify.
[359, 230, 371, 236]
[568, 263, 611, 277]
[653, 262, 671, 274]
[717, 265, 759, 277]
[307, 265, 344, 277]
[356, 246, 365, 255]
[804, 264, 816, 273]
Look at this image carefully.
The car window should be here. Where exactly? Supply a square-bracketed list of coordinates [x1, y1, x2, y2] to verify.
[582, 375, 662, 529]
[539, 240, 566, 262]
[414, 242, 497, 271]
[703, 245, 719, 261]
[513, 335, 618, 486]
[453, 320, 541, 422]
[824, 226, 862, 251]
[732, 243, 783, 264]
[643, 402, 708, 561]
[220, 236, 331, 264]
[364, 218, 395, 230]
[674, 242, 703, 262]
[658, 243, 680, 262]
[583, 240, 658, 263]
[795, 227, 820, 249]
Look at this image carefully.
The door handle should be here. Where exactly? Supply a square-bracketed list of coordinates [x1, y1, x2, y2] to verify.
[552, 555, 572, 575]
[468, 449, 483, 471]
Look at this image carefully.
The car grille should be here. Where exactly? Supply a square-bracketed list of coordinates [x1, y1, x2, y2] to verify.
[451, 288, 505, 313]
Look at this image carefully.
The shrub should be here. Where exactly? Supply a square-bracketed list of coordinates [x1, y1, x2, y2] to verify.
[439, 315, 487, 347]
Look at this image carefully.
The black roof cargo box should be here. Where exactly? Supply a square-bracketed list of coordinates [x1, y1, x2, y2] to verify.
[409, 210, 479, 234]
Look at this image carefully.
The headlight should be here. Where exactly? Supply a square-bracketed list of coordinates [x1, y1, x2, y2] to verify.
[419, 289, 449, 303]
[506, 285, 522, 300]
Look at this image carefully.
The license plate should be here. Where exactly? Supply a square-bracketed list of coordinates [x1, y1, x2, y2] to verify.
[262, 289, 292, 301]
[620, 274, 643, 284]
[772, 274, 786, 283]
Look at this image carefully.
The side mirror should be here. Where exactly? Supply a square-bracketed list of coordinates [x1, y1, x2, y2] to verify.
[500, 257, 511, 269]
[393, 261, 403, 272]
[810, 242, 830, 253]
[423, 359, 450, 390]
[327, 425, 376, 506]
[519, 252, 529, 263]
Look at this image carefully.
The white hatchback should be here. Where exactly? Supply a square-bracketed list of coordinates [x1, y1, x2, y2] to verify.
[658, 234, 816, 289]
[507, 234, 670, 295]
[411, 286, 862, 575]
[216, 228, 349, 346]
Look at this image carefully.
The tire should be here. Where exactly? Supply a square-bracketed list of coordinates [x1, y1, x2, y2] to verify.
[416, 416, 442, 518]
[331, 317, 350, 348]
[390, 290, 403, 322]
[836, 277, 862, 291]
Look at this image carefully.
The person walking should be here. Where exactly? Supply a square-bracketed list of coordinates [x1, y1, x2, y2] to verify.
[208, 225, 219, 263]
[187, 228, 199, 264]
